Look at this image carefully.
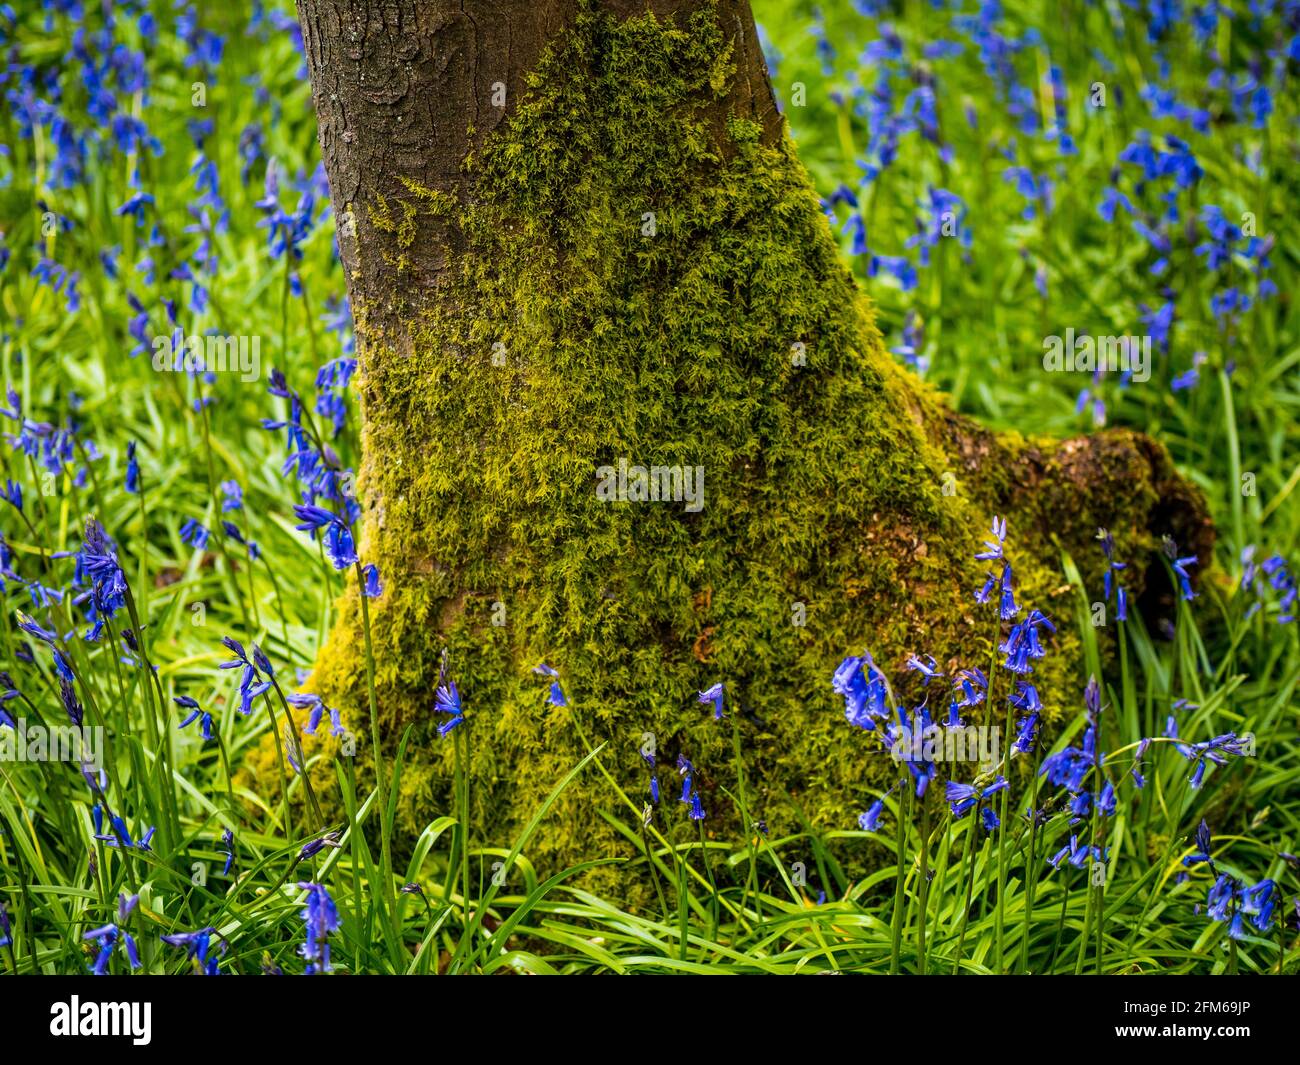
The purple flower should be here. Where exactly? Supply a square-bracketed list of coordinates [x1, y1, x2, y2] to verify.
[161, 926, 220, 975]
[292, 504, 358, 570]
[435, 679, 465, 736]
[297, 882, 340, 974]
[698, 682, 724, 720]
[532, 662, 567, 707]
[175, 695, 214, 740]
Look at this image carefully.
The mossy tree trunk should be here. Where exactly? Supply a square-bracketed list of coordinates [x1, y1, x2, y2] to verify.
[288, 0, 1212, 891]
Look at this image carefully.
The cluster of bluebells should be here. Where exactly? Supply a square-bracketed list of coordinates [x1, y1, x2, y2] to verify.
[677, 754, 706, 822]
[833, 651, 939, 802]
[1240, 546, 1296, 624]
[1, 0, 314, 380]
[779, 2, 1294, 422]
[976, 517, 1055, 746]
[1206, 874, 1278, 940]
[809, 13, 979, 300]
[1040, 677, 1114, 823]
[945, 776, 1007, 832]
[218, 636, 275, 717]
[1096, 528, 1129, 622]
[835, 517, 1060, 832]
[267, 367, 376, 592]
[284, 689, 346, 738]
[83, 894, 142, 975]
[160, 925, 221, 975]
[435, 652, 465, 737]
[1181, 788, 1280, 944]
[316, 297, 357, 438]
[255, 158, 330, 298]
[0, 389, 103, 494]
[297, 881, 340, 974]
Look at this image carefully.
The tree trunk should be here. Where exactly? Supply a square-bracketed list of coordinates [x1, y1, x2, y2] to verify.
[282, 0, 1211, 893]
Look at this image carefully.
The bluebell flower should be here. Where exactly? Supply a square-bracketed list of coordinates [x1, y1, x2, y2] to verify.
[296, 831, 343, 864]
[1098, 185, 1134, 223]
[999, 565, 1019, 620]
[1084, 674, 1103, 716]
[952, 667, 986, 710]
[252, 644, 274, 677]
[697, 682, 724, 720]
[1012, 710, 1040, 755]
[677, 753, 706, 818]
[858, 788, 892, 833]
[59, 678, 84, 727]
[175, 695, 213, 740]
[1172, 553, 1199, 600]
[124, 442, 140, 493]
[946, 776, 1007, 818]
[977, 517, 1003, 566]
[532, 662, 567, 707]
[1048, 834, 1107, 870]
[83, 923, 141, 975]
[1009, 680, 1041, 712]
[890, 310, 926, 373]
[292, 503, 357, 570]
[1001, 611, 1055, 674]
[1240, 547, 1296, 623]
[1183, 818, 1216, 871]
[161, 926, 220, 975]
[0, 479, 21, 512]
[1207, 875, 1276, 939]
[70, 517, 129, 641]
[435, 679, 465, 736]
[641, 748, 659, 805]
[361, 563, 382, 598]
[833, 652, 890, 731]
[287, 692, 345, 737]
[1178, 732, 1250, 788]
[297, 882, 340, 974]
[180, 518, 210, 550]
[905, 654, 942, 684]
[95, 816, 155, 851]
[1097, 528, 1129, 620]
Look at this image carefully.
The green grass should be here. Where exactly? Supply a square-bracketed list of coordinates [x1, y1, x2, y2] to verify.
[0, 0, 1297, 974]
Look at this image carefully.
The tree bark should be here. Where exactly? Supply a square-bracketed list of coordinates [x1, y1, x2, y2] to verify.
[283, 0, 1212, 893]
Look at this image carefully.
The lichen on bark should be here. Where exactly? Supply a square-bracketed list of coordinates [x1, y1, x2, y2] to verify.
[256, 1, 1212, 899]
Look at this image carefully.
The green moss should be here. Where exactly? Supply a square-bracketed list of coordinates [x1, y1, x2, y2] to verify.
[255, 2, 1205, 903]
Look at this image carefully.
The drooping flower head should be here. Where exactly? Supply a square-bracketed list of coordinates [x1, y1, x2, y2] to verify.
[161, 926, 221, 975]
[697, 682, 724, 721]
[297, 881, 340, 974]
[532, 662, 567, 707]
